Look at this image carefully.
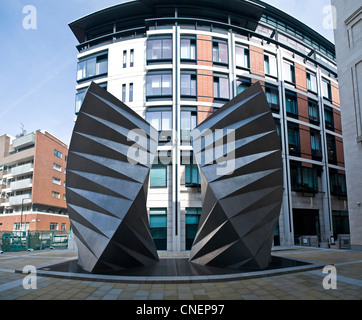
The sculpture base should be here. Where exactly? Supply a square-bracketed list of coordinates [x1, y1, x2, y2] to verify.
[40, 256, 309, 277]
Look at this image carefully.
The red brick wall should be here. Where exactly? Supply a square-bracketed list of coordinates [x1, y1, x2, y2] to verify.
[297, 94, 309, 122]
[331, 82, 340, 107]
[300, 125, 312, 160]
[32, 131, 68, 208]
[250, 45, 264, 77]
[0, 213, 70, 232]
[295, 63, 307, 92]
[197, 35, 214, 124]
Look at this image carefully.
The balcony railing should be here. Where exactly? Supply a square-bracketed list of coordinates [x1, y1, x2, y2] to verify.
[8, 194, 32, 206]
[10, 178, 33, 191]
[10, 163, 34, 177]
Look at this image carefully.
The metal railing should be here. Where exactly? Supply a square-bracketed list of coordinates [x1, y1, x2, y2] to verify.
[0, 230, 70, 252]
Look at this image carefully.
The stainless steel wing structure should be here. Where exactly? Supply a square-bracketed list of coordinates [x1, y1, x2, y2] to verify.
[66, 82, 159, 273]
[189, 83, 283, 270]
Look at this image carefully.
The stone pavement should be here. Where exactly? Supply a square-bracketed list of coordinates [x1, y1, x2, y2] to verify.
[0, 247, 361, 300]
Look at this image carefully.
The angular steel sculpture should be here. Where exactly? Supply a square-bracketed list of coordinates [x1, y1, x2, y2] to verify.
[189, 82, 283, 270]
[66, 82, 159, 273]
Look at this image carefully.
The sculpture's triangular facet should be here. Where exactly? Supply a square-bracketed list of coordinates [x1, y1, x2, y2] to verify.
[189, 82, 283, 270]
[66, 82, 159, 273]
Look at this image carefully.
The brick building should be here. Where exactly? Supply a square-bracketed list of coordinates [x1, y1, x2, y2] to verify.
[0, 130, 70, 232]
[69, 0, 349, 249]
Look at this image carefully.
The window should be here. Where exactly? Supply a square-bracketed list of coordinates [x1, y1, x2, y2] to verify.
[61, 223, 67, 231]
[180, 37, 196, 61]
[51, 191, 60, 199]
[150, 161, 167, 188]
[146, 37, 172, 63]
[264, 54, 278, 77]
[235, 45, 250, 69]
[185, 208, 202, 250]
[326, 134, 337, 164]
[310, 130, 322, 160]
[53, 163, 62, 172]
[129, 83, 133, 102]
[146, 109, 172, 135]
[308, 99, 320, 124]
[50, 223, 58, 231]
[290, 162, 318, 194]
[181, 151, 201, 187]
[322, 79, 332, 100]
[130, 49, 134, 67]
[149, 208, 167, 250]
[329, 170, 347, 197]
[123, 50, 127, 68]
[265, 85, 279, 112]
[213, 74, 229, 100]
[212, 39, 228, 65]
[180, 72, 197, 97]
[75, 83, 107, 114]
[283, 60, 295, 83]
[122, 84, 126, 102]
[54, 149, 62, 159]
[285, 91, 298, 117]
[77, 53, 108, 81]
[332, 211, 350, 237]
[146, 72, 172, 100]
[307, 72, 318, 93]
[52, 177, 61, 186]
[288, 123, 300, 156]
[181, 109, 197, 144]
[324, 106, 334, 130]
[236, 78, 251, 95]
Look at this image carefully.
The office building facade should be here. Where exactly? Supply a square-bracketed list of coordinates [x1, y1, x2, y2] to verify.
[0, 131, 70, 232]
[332, 0, 362, 250]
[69, 0, 348, 250]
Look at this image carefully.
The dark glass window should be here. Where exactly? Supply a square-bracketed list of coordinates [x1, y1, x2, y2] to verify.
[329, 170, 347, 197]
[308, 99, 320, 124]
[290, 162, 318, 194]
[265, 85, 279, 112]
[122, 84, 126, 102]
[123, 50, 127, 68]
[185, 208, 202, 250]
[181, 151, 201, 187]
[129, 83, 133, 102]
[310, 129, 322, 161]
[150, 161, 167, 188]
[324, 106, 335, 130]
[130, 49, 134, 67]
[149, 208, 167, 250]
[147, 37, 172, 63]
[285, 91, 298, 117]
[326, 134, 337, 164]
[288, 123, 300, 156]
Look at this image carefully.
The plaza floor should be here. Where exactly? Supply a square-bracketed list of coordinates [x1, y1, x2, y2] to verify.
[0, 246, 361, 300]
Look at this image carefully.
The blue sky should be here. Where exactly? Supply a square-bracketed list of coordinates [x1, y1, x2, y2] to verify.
[0, 0, 334, 145]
